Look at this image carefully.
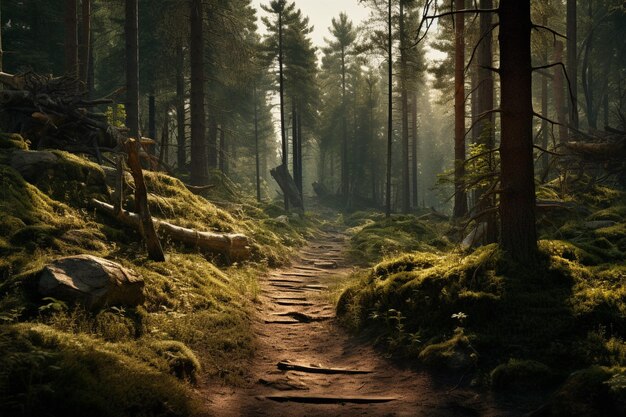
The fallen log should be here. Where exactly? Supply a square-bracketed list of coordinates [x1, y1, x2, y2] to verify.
[90, 199, 251, 261]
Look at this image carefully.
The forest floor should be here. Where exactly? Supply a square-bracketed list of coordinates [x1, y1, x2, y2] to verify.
[197, 224, 535, 417]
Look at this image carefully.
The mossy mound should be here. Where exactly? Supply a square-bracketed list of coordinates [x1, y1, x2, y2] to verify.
[491, 359, 559, 390]
[532, 366, 626, 417]
[0, 147, 309, 415]
[345, 214, 452, 264]
[0, 324, 198, 417]
[337, 241, 626, 376]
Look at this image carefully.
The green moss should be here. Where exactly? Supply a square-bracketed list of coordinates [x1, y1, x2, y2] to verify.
[418, 329, 478, 370]
[0, 133, 29, 150]
[491, 359, 558, 390]
[0, 324, 199, 417]
[347, 215, 452, 264]
[151, 340, 201, 383]
[538, 366, 626, 417]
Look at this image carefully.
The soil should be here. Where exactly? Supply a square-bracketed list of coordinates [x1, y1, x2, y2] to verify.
[198, 228, 535, 417]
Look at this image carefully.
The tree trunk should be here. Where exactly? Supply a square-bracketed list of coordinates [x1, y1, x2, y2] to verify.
[477, 0, 496, 242]
[400, 1, 410, 214]
[175, 44, 186, 171]
[297, 102, 303, 201]
[218, 122, 227, 175]
[189, 0, 208, 185]
[554, 41, 568, 144]
[341, 45, 349, 198]
[385, 0, 393, 218]
[65, 0, 79, 78]
[498, 0, 538, 261]
[540, 14, 550, 176]
[278, 9, 289, 211]
[567, 0, 579, 129]
[453, 0, 468, 218]
[411, 91, 419, 209]
[80, 0, 91, 86]
[159, 111, 169, 166]
[125, 0, 139, 140]
[254, 84, 261, 202]
[0, 0, 3, 74]
[148, 92, 156, 157]
[208, 113, 218, 169]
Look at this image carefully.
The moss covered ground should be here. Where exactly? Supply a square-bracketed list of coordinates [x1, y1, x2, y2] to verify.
[337, 182, 626, 415]
[0, 134, 313, 416]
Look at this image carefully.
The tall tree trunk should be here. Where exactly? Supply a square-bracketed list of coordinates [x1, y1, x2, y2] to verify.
[400, 1, 410, 214]
[411, 91, 419, 209]
[87, 33, 94, 97]
[292, 100, 299, 192]
[0, 0, 3, 74]
[208, 113, 218, 169]
[125, 0, 139, 139]
[297, 103, 303, 201]
[80, 0, 91, 86]
[65, 0, 79, 78]
[499, 0, 538, 262]
[478, 0, 496, 242]
[175, 44, 186, 171]
[219, 122, 227, 174]
[148, 92, 156, 157]
[385, 0, 393, 218]
[189, 0, 208, 185]
[278, 8, 289, 211]
[582, 1, 597, 129]
[453, 0, 468, 218]
[554, 41, 568, 144]
[567, 0, 579, 129]
[254, 85, 261, 202]
[159, 111, 169, 165]
[341, 45, 349, 198]
[540, 14, 550, 176]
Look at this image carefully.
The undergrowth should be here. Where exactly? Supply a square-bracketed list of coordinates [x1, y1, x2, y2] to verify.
[0, 134, 310, 416]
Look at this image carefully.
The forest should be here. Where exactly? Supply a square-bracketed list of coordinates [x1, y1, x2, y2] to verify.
[0, 0, 625, 416]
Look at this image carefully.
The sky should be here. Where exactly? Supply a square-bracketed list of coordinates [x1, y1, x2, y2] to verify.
[251, 0, 372, 49]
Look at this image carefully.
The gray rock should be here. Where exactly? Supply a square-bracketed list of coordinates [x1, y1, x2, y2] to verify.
[39, 255, 144, 310]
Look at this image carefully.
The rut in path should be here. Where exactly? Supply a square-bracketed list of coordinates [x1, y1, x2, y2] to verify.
[199, 229, 524, 417]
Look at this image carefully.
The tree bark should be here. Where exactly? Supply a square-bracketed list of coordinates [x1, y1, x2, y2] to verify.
[65, 0, 79, 78]
[254, 84, 261, 201]
[554, 41, 568, 144]
[477, 0, 496, 242]
[540, 14, 550, 176]
[219, 122, 227, 174]
[400, 1, 410, 214]
[498, 0, 538, 261]
[80, 0, 91, 86]
[189, 0, 208, 185]
[148, 92, 156, 157]
[175, 44, 186, 171]
[567, 0, 579, 129]
[341, 43, 349, 198]
[278, 7, 289, 211]
[385, 0, 393, 218]
[453, 0, 468, 218]
[411, 91, 419, 209]
[125, 0, 140, 139]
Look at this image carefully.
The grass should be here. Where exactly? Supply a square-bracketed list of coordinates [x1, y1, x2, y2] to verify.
[0, 135, 311, 416]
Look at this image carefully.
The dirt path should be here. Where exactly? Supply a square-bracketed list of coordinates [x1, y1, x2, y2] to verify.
[199, 229, 525, 417]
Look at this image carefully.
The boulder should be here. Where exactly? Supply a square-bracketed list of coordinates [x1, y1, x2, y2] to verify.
[38, 255, 144, 310]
